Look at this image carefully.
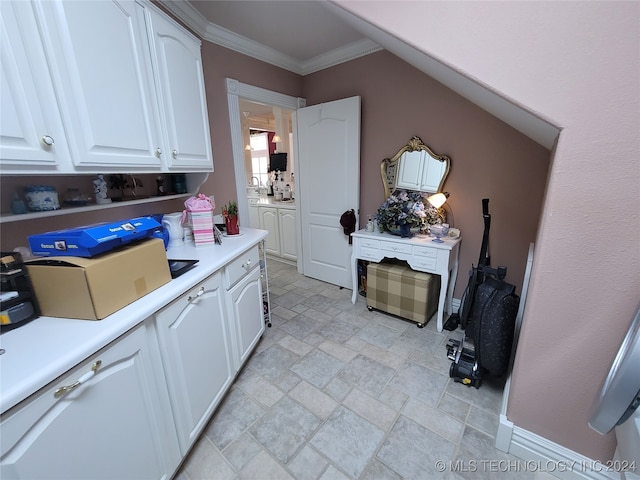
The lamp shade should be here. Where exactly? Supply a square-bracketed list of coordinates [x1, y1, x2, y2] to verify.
[272, 134, 282, 143]
[427, 192, 449, 209]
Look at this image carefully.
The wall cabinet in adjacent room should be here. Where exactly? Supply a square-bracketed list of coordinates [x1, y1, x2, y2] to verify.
[259, 205, 297, 263]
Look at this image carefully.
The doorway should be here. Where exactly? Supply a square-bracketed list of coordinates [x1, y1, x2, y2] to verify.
[226, 78, 305, 271]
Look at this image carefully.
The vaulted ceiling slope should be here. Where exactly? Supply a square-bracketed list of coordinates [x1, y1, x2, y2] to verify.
[159, 0, 558, 149]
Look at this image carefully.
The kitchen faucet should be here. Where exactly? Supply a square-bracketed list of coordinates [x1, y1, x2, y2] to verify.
[250, 176, 260, 187]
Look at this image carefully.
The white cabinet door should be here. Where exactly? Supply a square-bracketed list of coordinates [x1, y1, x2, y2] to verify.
[0, 2, 70, 173]
[33, 0, 164, 170]
[419, 156, 447, 192]
[145, 7, 213, 171]
[395, 150, 447, 193]
[228, 266, 264, 367]
[0, 323, 180, 480]
[279, 209, 298, 261]
[259, 207, 280, 256]
[248, 199, 261, 229]
[154, 272, 234, 454]
[396, 150, 426, 191]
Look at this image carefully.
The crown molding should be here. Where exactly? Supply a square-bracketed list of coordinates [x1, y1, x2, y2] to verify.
[157, 0, 380, 76]
[301, 38, 382, 75]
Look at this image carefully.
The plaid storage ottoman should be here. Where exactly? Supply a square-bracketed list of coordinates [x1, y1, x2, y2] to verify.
[366, 260, 440, 326]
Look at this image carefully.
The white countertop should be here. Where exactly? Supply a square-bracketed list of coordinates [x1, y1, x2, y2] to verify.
[0, 228, 268, 414]
[248, 196, 296, 209]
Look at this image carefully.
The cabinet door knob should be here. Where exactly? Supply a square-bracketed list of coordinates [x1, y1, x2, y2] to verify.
[187, 286, 205, 302]
[172, 149, 178, 157]
[155, 148, 163, 156]
[41, 135, 55, 147]
[53, 360, 102, 398]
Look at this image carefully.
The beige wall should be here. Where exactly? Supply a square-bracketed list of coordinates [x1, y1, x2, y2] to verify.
[333, 0, 640, 461]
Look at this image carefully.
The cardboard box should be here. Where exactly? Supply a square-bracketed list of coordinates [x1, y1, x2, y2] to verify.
[28, 216, 162, 257]
[26, 239, 171, 320]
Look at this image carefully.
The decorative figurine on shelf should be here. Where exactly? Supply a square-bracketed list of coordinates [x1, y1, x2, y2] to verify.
[92, 174, 111, 204]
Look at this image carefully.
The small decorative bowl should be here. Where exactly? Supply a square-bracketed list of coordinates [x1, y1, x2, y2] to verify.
[429, 223, 450, 243]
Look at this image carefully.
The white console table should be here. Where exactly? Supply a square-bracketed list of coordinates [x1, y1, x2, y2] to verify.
[351, 229, 461, 332]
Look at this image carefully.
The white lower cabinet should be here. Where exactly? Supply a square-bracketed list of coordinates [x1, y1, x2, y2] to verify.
[227, 265, 265, 367]
[154, 271, 234, 454]
[248, 198, 261, 229]
[0, 322, 181, 480]
[260, 207, 280, 256]
[0, 240, 268, 480]
[259, 206, 297, 262]
[279, 209, 298, 261]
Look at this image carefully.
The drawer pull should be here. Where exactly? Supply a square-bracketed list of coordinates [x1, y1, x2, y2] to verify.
[187, 287, 205, 302]
[242, 259, 252, 270]
[54, 360, 102, 399]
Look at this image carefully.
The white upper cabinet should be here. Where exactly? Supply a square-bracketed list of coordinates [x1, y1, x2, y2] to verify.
[34, 0, 164, 171]
[396, 151, 427, 191]
[0, 2, 71, 173]
[145, 7, 213, 171]
[0, 0, 213, 174]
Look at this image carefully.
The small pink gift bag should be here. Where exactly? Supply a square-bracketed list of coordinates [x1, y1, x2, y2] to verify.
[183, 194, 215, 246]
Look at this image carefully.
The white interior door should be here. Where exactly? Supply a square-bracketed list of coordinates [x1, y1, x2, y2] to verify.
[294, 96, 360, 289]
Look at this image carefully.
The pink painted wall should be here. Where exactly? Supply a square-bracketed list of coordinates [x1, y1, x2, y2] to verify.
[0, 45, 548, 302]
[2, 2, 637, 464]
[303, 51, 550, 297]
[333, 0, 640, 460]
[196, 42, 303, 215]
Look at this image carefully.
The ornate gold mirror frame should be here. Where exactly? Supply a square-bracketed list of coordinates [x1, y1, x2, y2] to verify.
[380, 136, 451, 198]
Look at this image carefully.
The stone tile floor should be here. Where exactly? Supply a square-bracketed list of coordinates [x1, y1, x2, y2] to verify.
[175, 260, 556, 480]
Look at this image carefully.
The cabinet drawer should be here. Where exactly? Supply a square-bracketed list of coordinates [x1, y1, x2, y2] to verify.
[380, 240, 412, 255]
[359, 247, 383, 262]
[358, 238, 380, 250]
[225, 246, 259, 288]
[413, 245, 438, 259]
[411, 258, 437, 271]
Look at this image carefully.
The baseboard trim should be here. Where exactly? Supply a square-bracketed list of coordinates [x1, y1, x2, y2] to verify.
[497, 416, 619, 480]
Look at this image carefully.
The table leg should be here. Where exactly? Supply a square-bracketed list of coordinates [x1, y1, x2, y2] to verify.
[436, 270, 449, 332]
[351, 251, 358, 304]
[447, 262, 459, 315]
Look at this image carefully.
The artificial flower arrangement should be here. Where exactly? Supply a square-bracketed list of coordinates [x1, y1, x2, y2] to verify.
[222, 200, 238, 218]
[375, 190, 445, 236]
[222, 200, 239, 235]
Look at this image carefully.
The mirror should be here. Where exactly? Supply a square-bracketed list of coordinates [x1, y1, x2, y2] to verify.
[381, 136, 451, 198]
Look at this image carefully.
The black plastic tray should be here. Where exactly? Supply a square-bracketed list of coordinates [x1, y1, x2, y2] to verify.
[168, 259, 199, 278]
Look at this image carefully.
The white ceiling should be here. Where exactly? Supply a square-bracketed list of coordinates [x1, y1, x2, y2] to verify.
[159, 1, 558, 148]
[186, 0, 368, 62]
[159, 0, 381, 77]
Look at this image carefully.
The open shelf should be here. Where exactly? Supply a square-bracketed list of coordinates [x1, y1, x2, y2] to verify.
[0, 194, 191, 224]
